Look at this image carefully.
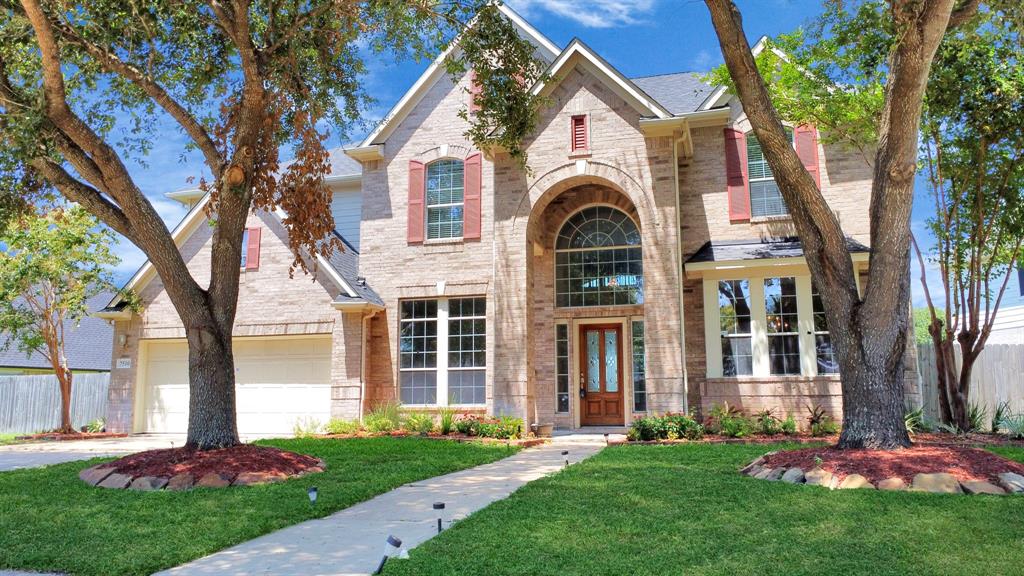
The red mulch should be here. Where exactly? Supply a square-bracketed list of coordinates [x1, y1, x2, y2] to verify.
[15, 432, 128, 442]
[761, 445, 1024, 484]
[105, 444, 321, 480]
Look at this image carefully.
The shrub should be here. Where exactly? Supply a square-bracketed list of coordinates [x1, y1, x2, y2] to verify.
[403, 412, 435, 435]
[366, 401, 402, 433]
[497, 416, 524, 439]
[628, 416, 663, 441]
[781, 415, 797, 435]
[754, 409, 782, 436]
[703, 402, 742, 435]
[719, 414, 753, 438]
[453, 414, 522, 439]
[993, 401, 1011, 434]
[664, 413, 704, 440]
[293, 417, 322, 438]
[1001, 414, 1024, 439]
[904, 407, 931, 435]
[324, 418, 360, 435]
[438, 407, 456, 435]
[85, 418, 105, 433]
[806, 404, 838, 437]
[968, 401, 986, 433]
[455, 414, 480, 435]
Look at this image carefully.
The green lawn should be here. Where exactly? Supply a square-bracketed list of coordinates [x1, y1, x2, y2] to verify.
[385, 443, 1024, 576]
[0, 437, 519, 576]
[0, 433, 19, 445]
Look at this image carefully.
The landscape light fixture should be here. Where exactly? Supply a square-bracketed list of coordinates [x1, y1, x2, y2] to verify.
[373, 535, 403, 575]
[562, 450, 569, 467]
[433, 502, 446, 534]
[604, 433, 609, 446]
[308, 486, 318, 505]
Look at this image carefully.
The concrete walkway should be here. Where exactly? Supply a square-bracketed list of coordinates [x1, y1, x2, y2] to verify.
[158, 434, 611, 576]
[0, 435, 183, 472]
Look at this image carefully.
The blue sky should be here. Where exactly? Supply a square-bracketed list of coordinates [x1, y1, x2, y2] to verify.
[110, 0, 1024, 309]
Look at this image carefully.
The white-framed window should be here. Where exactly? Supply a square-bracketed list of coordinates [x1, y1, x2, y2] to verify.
[764, 277, 800, 375]
[747, 128, 794, 218]
[555, 323, 570, 413]
[555, 206, 643, 307]
[631, 320, 647, 412]
[426, 159, 464, 240]
[719, 279, 753, 376]
[812, 284, 839, 374]
[399, 297, 486, 406]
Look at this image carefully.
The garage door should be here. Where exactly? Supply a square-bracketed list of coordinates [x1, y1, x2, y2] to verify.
[142, 336, 332, 435]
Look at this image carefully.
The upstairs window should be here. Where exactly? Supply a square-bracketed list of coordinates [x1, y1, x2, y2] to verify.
[571, 115, 588, 152]
[426, 159, 464, 240]
[747, 128, 793, 218]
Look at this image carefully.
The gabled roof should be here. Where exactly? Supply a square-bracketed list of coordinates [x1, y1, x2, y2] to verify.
[1, 292, 114, 371]
[356, 3, 560, 149]
[698, 36, 792, 111]
[630, 72, 716, 115]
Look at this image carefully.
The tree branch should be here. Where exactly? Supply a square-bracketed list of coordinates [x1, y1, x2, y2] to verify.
[948, 0, 981, 28]
[27, 158, 132, 237]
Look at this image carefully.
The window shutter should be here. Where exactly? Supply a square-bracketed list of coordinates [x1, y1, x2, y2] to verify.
[463, 153, 482, 240]
[468, 70, 482, 114]
[795, 124, 821, 189]
[408, 160, 425, 244]
[724, 128, 750, 222]
[571, 115, 587, 152]
[244, 227, 261, 271]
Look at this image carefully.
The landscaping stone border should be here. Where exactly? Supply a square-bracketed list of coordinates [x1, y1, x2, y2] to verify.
[741, 453, 1024, 495]
[78, 459, 325, 491]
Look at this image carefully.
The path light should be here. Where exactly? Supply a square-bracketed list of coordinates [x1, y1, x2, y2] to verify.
[373, 535, 403, 575]
[308, 486, 318, 506]
[433, 502, 445, 534]
[604, 433, 609, 446]
[562, 450, 569, 467]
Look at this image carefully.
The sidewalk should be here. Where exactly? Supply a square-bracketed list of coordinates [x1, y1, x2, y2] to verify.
[157, 434, 611, 576]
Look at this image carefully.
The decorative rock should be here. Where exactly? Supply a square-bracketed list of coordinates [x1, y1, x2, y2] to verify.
[234, 471, 287, 486]
[910, 473, 962, 494]
[804, 468, 833, 487]
[766, 468, 786, 481]
[828, 475, 841, 490]
[746, 464, 765, 477]
[129, 476, 169, 491]
[97, 473, 133, 489]
[838, 474, 875, 490]
[961, 480, 1006, 495]
[196, 472, 232, 488]
[298, 466, 324, 477]
[997, 472, 1024, 494]
[78, 465, 114, 486]
[167, 473, 194, 491]
[740, 457, 765, 475]
[877, 477, 907, 491]
[753, 467, 777, 480]
[781, 468, 805, 484]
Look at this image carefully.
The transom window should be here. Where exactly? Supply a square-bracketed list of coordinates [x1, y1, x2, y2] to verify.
[555, 206, 643, 307]
[399, 297, 486, 406]
[426, 159, 464, 240]
[747, 128, 793, 218]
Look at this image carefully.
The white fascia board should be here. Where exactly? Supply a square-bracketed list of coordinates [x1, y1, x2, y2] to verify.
[532, 39, 671, 119]
[332, 301, 385, 313]
[164, 188, 205, 205]
[684, 251, 870, 278]
[323, 173, 362, 186]
[358, 3, 560, 148]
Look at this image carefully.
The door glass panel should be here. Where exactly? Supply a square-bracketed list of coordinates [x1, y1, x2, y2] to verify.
[604, 330, 618, 392]
[586, 330, 600, 392]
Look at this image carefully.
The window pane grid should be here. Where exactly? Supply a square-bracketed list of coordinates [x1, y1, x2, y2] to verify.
[426, 160, 464, 239]
[765, 277, 800, 375]
[812, 284, 839, 374]
[631, 321, 646, 412]
[555, 207, 643, 308]
[719, 279, 753, 376]
[747, 130, 792, 218]
[556, 324, 569, 413]
[400, 297, 486, 406]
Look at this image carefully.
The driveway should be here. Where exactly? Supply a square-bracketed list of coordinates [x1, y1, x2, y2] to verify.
[0, 435, 183, 472]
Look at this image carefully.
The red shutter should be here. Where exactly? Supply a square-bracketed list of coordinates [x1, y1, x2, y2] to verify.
[795, 124, 821, 189]
[571, 115, 587, 151]
[468, 70, 482, 114]
[244, 227, 261, 271]
[463, 153, 482, 240]
[408, 160, 425, 244]
[724, 128, 750, 222]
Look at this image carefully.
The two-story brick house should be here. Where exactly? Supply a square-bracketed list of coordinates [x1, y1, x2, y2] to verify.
[99, 5, 917, 435]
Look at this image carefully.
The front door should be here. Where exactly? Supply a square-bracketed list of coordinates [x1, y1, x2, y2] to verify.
[579, 324, 624, 426]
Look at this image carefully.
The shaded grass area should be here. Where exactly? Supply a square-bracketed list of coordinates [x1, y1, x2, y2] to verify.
[0, 437, 519, 576]
[0, 433, 19, 445]
[386, 443, 1024, 576]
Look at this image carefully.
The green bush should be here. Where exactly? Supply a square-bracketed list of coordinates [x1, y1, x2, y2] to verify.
[993, 401, 1011, 434]
[455, 415, 479, 435]
[781, 415, 797, 435]
[1001, 413, 1024, 439]
[323, 418, 360, 435]
[754, 409, 782, 435]
[404, 412, 435, 435]
[366, 401, 402, 433]
[719, 414, 753, 438]
[628, 414, 703, 441]
[904, 407, 931, 435]
[85, 418, 105, 433]
[438, 407, 456, 435]
[703, 402, 743, 435]
[292, 417, 322, 438]
[453, 414, 523, 439]
[806, 405, 839, 437]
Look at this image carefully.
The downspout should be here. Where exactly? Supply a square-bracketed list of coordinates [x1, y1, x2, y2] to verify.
[673, 131, 690, 415]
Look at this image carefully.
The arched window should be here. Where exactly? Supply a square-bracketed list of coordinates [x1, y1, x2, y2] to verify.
[555, 206, 643, 307]
[426, 159, 464, 239]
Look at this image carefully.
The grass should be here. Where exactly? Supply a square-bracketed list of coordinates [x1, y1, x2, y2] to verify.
[0, 433, 20, 445]
[385, 443, 1024, 576]
[0, 437, 518, 576]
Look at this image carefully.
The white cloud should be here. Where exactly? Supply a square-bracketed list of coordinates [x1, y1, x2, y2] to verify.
[507, 0, 656, 28]
[689, 49, 715, 71]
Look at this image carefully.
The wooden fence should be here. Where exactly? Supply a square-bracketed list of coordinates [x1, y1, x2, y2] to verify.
[917, 343, 1024, 426]
[0, 373, 110, 434]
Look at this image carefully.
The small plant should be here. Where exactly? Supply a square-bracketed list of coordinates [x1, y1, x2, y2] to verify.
[904, 406, 930, 435]
[324, 418, 360, 435]
[754, 408, 782, 436]
[365, 401, 402, 433]
[1001, 413, 1024, 439]
[629, 414, 703, 441]
[719, 413, 753, 438]
[813, 455, 824, 468]
[403, 412, 435, 435]
[781, 415, 797, 435]
[293, 417, 322, 438]
[455, 414, 480, 435]
[968, 401, 986, 433]
[703, 402, 743, 435]
[85, 418, 105, 433]
[992, 401, 1011, 434]
[806, 405, 838, 437]
[438, 407, 456, 435]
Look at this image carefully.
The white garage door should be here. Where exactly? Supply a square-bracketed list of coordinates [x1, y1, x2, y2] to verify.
[142, 336, 332, 435]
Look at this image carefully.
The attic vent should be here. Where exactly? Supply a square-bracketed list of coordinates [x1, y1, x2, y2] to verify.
[571, 115, 588, 152]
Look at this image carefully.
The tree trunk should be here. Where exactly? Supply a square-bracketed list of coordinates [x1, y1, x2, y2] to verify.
[835, 340, 910, 448]
[931, 332, 955, 425]
[57, 367, 73, 434]
[185, 323, 239, 449]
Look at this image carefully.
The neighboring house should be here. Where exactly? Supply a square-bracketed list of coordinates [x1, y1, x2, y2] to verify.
[0, 293, 113, 375]
[986, 305, 1024, 345]
[98, 6, 917, 435]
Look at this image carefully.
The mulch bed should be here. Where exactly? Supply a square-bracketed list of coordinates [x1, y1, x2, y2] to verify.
[105, 444, 321, 480]
[761, 445, 1024, 484]
[15, 431, 128, 442]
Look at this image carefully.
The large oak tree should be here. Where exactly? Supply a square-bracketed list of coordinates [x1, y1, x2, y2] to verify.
[0, 1, 545, 449]
[703, 0, 987, 448]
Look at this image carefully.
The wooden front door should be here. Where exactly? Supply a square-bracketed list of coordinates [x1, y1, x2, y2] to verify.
[579, 324, 624, 426]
